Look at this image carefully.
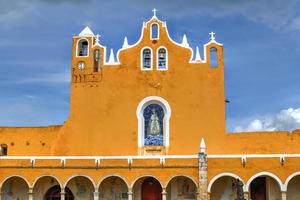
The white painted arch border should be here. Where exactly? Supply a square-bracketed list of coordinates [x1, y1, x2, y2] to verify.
[245, 171, 284, 192]
[283, 171, 300, 191]
[97, 174, 130, 190]
[130, 174, 163, 189]
[0, 174, 30, 189]
[137, 96, 171, 148]
[63, 174, 96, 189]
[31, 174, 63, 188]
[207, 172, 244, 193]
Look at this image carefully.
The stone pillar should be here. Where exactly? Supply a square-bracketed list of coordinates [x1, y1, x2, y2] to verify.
[28, 187, 34, 200]
[0, 190, 2, 200]
[281, 191, 287, 200]
[93, 188, 99, 200]
[60, 188, 65, 200]
[206, 192, 210, 200]
[128, 188, 133, 200]
[198, 138, 208, 200]
[162, 188, 167, 200]
[244, 191, 250, 200]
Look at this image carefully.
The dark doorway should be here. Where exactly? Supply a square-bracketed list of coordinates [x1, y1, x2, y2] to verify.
[142, 177, 162, 200]
[250, 177, 266, 200]
[44, 185, 74, 200]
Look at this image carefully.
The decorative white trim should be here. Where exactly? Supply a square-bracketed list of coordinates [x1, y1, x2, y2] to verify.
[283, 172, 300, 191]
[207, 172, 244, 193]
[245, 172, 284, 192]
[150, 23, 160, 40]
[0, 174, 30, 188]
[156, 46, 168, 71]
[63, 174, 96, 188]
[97, 174, 130, 189]
[140, 47, 153, 71]
[136, 96, 171, 147]
[165, 174, 198, 188]
[107, 48, 118, 65]
[76, 38, 90, 58]
[31, 175, 63, 188]
[130, 174, 163, 188]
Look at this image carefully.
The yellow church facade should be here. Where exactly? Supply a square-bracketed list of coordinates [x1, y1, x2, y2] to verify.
[1, 11, 300, 200]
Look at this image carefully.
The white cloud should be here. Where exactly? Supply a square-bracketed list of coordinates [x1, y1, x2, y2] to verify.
[234, 108, 300, 132]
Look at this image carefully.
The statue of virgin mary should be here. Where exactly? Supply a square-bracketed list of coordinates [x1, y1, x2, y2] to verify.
[147, 109, 161, 136]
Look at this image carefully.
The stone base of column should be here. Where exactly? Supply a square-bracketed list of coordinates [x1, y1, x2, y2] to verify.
[281, 191, 287, 200]
[244, 192, 250, 200]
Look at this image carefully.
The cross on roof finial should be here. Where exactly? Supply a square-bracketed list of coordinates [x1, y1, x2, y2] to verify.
[209, 31, 216, 40]
[95, 34, 101, 44]
[152, 8, 158, 17]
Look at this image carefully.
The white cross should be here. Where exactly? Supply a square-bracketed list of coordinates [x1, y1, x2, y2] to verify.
[152, 8, 158, 17]
[209, 31, 216, 40]
[95, 34, 101, 43]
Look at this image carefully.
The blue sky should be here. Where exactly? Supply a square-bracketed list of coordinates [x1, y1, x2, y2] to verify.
[1, 0, 300, 132]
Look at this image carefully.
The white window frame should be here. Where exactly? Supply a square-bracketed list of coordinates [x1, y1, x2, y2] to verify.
[76, 38, 89, 57]
[136, 96, 171, 148]
[156, 46, 168, 71]
[150, 23, 159, 40]
[140, 47, 153, 71]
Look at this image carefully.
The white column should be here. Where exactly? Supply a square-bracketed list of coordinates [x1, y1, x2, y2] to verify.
[93, 187, 99, 200]
[128, 188, 133, 200]
[162, 188, 167, 200]
[281, 191, 287, 200]
[60, 188, 65, 200]
[28, 187, 34, 200]
[244, 192, 250, 200]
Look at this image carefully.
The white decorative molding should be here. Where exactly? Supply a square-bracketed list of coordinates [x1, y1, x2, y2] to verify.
[207, 172, 244, 193]
[181, 34, 189, 47]
[283, 171, 300, 191]
[97, 174, 130, 189]
[122, 36, 130, 49]
[200, 138, 206, 153]
[150, 22, 160, 40]
[140, 47, 153, 71]
[194, 46, 202, 63]
[31, 174, 63, 188]
[136, 96, 171, 147]
[75, 38, 90, 58]
[165, 174, 198, 189]
[245, 171, 284, 192]
[63, 174, 96, 188]
[0, 175, 31, 188]
[107, 48, 118, 65]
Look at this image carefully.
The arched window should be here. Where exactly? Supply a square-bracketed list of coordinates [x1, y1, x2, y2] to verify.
[157, 47, 167, 70]
[210, 47, 218, 68]
[45, 185, 74, 200]
[77, 39, 89, 57]
[151, 24, 159, 40]
[137, 96, 171, 147]
[93, 49, 100, 72]
[141, 48, 152, 70]
[143, 104, 164, 146]
[0, 144, 7, 156]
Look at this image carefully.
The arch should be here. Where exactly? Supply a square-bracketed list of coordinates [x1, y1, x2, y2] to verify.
[207, 172, 244, 193]
[165, 174, 198, 189]
[156, 46, 168, 70]
[210, 47, 218, 68]
[45, 185, 74, 199]
[150, 23, 159, 40]
[97, 174, 130, 189]
[76, 38, 89, 57]
[246, 171, 284, 192]
[131, 174, 163, 189]
[0, 175, 30, 188]
[283, 171, 300, 191]
[136, 96, 171, 147]
[32, 175, 63, 188]
[140, 46, 153, 70]
[63, 174, 96, 188]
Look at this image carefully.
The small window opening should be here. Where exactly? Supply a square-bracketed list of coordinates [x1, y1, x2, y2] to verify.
[151, 24, 159, 40]
[1, 144, 7, 156]
[157, 48, 167, 70]
[142, 48, 152, 69]
[77, 39, 88, 56]
[93, 50, 100, 72]
[210, 47, 218, 68]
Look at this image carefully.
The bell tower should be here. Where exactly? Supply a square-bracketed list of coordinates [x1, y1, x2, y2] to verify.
[71, 26, 105, 83]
